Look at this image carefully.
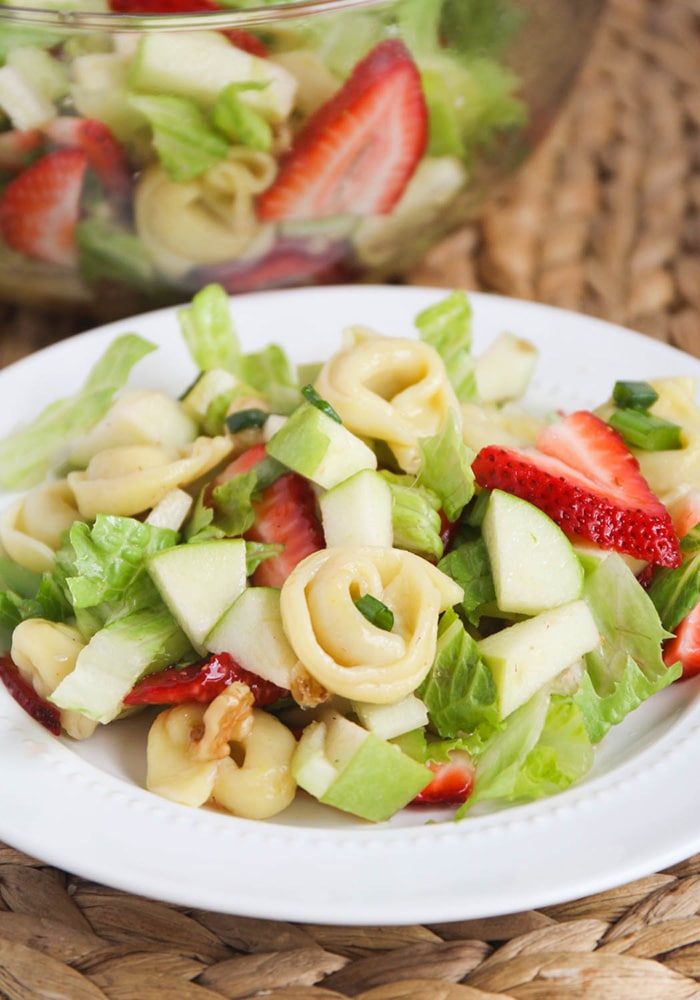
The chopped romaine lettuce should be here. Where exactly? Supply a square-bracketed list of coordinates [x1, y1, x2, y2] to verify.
[0, 333, 155, 490]
[128, 94, 229, 182]
[438, 533, 496, 628]
[379, 470, 444, 562]
[418, 608, 499, 738]
[418, 409, 475, 522]
[415, 290, 476, 402]
[575, 553, 680, 743]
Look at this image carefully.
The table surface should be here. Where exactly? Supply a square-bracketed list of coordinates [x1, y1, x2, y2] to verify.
[2, 1, 700, 997]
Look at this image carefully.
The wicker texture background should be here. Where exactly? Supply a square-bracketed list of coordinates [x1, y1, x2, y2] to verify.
[2, 0, 700, 997]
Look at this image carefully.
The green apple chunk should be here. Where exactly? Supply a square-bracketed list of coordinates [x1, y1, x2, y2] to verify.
[351, 693, 429, 740]
[292, 709, 432, 822]
[266, 401, 376, 489]
[478, 599, 600, 720]
[148, 539, 247, 653]
[475, 331, 538, 404]
[482, 488, 584, 614]
[319, 468, 393, 547]
[206, 586, 298, 689]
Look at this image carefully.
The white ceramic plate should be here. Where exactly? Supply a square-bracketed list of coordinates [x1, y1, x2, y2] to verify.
[1, 285, 700, 926]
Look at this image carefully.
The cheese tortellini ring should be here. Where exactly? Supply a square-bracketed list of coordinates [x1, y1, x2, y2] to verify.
[280, 547, 463, 704]
[0, 480, 83, 572]
[11, 619, 96, 740]
[67, 436, 233, 519]
[314, 336, 461, 473]
[134, 148, 276, 278]
[147, 685, 296, 819]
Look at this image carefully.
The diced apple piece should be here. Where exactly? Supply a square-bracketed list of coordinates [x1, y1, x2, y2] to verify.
[478, 599, 600, 720]
[266, 401, 376, 489]
[181, 368, 239, 426]
[145, 488, 193, 531]
[148, 539, 247, 653]
[292, 709, 431, 822]
[352, 693, 429, 740]
[206, 586, 297, 689]
[482, 489, 584, 615]
[320, 469, 393, 547]
[475, 332, 538, 403]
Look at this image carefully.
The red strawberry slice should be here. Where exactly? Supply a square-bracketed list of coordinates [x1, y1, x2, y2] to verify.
[213, 444, 324, 586]
[43, 117, 131, 204]
[663, 601, 700, 679]
[0, 655, 61, 736]
[124, 650, 288, 706]
[0, 147, 87, 267]
[472, 410, 681, 568]
[257, 38, 427, 222]
[247, 472, 325, 587]
[0, 129, 43, 173]
[411, 750, 474, 807]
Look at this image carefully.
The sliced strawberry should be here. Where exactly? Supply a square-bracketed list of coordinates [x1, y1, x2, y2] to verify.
[247, 472, 325, 587]
[0, 148, 87, 266]
[472, 411, 681, 568]
[411, 750, 474, 807]
[0, 655, 61, 736]
[43, 117, 131, 204]
[0, 129, 44, 173]
[214, 442, 267, 484]
[212, 444, 324, 586]
[124, 650, 288, 706]
[257, 38, 427, 221]
[221, 28, 268, 58]
[663, 601, 700, 679]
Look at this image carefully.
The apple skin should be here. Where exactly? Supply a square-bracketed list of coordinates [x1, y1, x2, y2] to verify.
[482, 489, 584, 615]
[478, 599, 600, 720]
[292, 710, 432, 822]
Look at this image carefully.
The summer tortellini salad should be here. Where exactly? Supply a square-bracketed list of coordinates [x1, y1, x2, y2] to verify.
[1, 284, 699, 824]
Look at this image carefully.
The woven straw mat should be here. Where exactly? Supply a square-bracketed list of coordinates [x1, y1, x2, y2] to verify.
[2, 0, 700, 997]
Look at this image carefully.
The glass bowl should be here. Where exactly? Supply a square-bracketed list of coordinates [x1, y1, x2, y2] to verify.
[0, 0, 604, 319]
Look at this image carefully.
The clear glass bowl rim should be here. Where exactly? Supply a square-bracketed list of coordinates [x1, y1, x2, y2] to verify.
[0, 0, 395, 31]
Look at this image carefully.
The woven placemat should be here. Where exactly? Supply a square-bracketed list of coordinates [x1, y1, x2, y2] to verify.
[2, 0, 700, 997]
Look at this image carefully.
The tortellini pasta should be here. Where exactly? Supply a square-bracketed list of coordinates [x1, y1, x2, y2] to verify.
[314, 334, 462, 473]
[0, 480, 83, 572]
[67, 435, 233, 519]
[147, 683, 296, 819]
[280, 546, 463, 704]
[134, 147, 277, 278]
[11, 619, 96, 740]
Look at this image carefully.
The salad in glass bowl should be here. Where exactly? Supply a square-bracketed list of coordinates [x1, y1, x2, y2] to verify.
[0, 0, 604, 317]
[0, 282, 697, 826]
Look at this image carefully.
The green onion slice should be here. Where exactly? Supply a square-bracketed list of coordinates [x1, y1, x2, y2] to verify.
[612, 380, 659, 410]
[607, 409, 682, 451]
[225, 407, 268, 434]
[302, 384, 342, 423]
[354, 594, 394, 631]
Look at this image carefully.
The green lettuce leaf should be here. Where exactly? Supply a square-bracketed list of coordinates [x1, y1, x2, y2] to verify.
[575, 553, 680, 743]
[415, 290, 476, 402]
[438, 534, 495, 628]
[65, 515, 178, 612]
[418, 409, 475, 521]
[418, 608, 499, 738]
[379, 470, 443, 562]
[129, 94, 229, 181]
[647, 525, 700, 632]
[178, 283, 242, 373]
[0, 333, 155, 490]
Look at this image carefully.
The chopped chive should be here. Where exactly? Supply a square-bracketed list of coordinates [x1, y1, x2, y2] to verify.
[354, 594, 394, 631]
[608, 409, 682, 451]
[301, 384, 342, 423]
[225, 408, 268, 434]
[612, 380, 659, 410]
